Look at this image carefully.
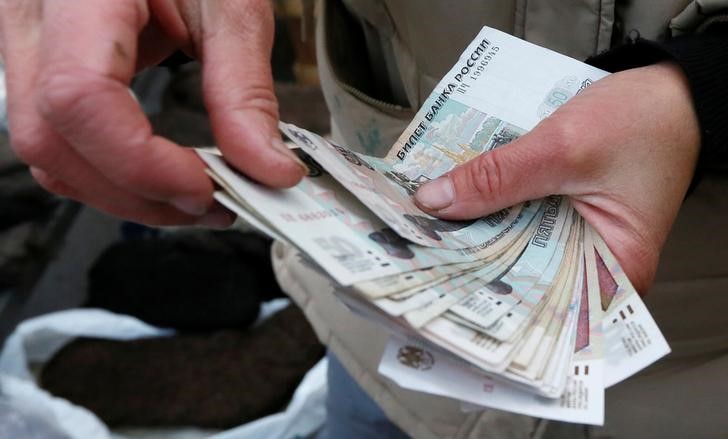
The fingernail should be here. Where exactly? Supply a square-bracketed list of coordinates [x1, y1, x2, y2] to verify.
[416, 177, 455, 210]
[171, 196, 207, 216]
[196, 207, 234, 229]
[271, 137, 309, 175]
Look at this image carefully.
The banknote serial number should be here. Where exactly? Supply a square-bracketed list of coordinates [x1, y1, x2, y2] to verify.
[454, 45, 500, 95]
[280, 208, 345, 223]
[464, 46, 499, 82]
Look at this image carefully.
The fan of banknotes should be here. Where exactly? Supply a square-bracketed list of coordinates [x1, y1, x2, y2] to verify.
[197, 27, 669, 425]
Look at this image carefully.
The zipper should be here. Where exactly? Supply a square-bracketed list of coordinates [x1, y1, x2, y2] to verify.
[318, 0, 413, 118]
[335, 79, 414, 118]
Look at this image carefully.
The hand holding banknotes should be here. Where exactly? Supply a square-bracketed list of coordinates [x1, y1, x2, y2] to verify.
[0, 0, 305, 226]
[415, 62, 700, 293]
[203, 27, 676, 424]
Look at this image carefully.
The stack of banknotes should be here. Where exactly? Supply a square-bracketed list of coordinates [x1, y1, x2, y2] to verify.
[197, 27, 669, 425]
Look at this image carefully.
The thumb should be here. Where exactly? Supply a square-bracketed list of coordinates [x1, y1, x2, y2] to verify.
[414, 127, 569, 220]
[199, 0, 307, 188]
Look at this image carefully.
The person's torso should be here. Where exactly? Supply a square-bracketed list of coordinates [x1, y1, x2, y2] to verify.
[340, 0, 694, 112]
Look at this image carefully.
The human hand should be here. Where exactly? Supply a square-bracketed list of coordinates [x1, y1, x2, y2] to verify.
[414, 62, 700, 293]
[0, 0, 307, 226]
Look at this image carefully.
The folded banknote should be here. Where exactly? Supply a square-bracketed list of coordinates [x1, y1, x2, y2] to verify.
[196, 26, 669, 425]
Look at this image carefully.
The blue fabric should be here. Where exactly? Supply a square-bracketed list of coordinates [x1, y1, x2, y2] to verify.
[319, 351, 411, 439]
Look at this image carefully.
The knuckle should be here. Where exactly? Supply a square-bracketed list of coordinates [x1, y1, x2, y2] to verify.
[538, 118, 586, 174]
[243, 84, 279, 118]
[209, 82, 279, 120]
[35, 68, 120, 132]
[541, 118, 576, 153]
[36, 70, 88, 122]
[469, 152, 504, 201]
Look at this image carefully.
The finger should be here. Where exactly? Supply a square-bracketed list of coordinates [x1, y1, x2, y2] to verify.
[17, 118, 191, 224]
[0, 0, 203, 227]
[135, 22, 181, 71]
[198, 0, 307, 188]
[2, 0, 215, 226]
[36, 0, 213, 215]
[135, 0, 195, 70]
[31, 167, 234, 228]
[579, 204, 657, 295]
[414, 121, 575, 220]
[1, 0, 43, 137]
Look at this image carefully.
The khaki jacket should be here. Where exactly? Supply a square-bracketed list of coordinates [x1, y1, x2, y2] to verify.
[274, 1, 728, 438]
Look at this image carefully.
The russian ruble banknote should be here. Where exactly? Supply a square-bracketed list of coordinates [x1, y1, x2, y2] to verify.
[377, 230, 667, 425]
[278, 26, 608, 251]
[200, 148, 538, 286]
[197, 26, 670, 425]
[198, 146, 540, 285]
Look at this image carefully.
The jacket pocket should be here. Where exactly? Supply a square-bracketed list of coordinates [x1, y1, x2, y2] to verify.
[316, 0, 414, 156]
[518, 0, 615, 60]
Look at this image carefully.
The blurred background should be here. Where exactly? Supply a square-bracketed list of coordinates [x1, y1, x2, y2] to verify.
[0, 1, 334, 437]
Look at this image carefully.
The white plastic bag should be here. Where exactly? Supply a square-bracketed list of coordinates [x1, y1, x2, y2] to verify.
[0, 309, 170, 439]
[210, 358, 327, 439]
[0, 308, 328, 439]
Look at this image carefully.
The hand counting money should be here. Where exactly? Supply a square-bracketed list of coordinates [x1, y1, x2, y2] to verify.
[198, 26, 670, 425]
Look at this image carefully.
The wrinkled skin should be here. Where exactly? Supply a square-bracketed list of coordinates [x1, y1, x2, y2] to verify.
[0, 0, 700, 293]
[0, 0, 306, 227]
[415, 63, 701, 293]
